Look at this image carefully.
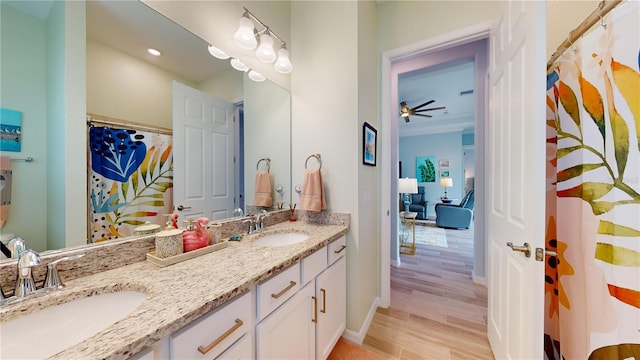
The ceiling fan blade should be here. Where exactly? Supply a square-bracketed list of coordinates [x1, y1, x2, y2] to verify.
[411, 100, 435, 111]
[414, 106, 446, 112]
[414, 114, 433, 118]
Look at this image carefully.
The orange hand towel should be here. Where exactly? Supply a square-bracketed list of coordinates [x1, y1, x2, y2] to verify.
[300, 168, 326, 212]
[0, 156, 10, 228]
[254, 170, 273, 207]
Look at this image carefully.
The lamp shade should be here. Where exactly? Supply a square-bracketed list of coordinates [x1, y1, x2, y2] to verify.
[440, 177, 453, 187]
[398, 178, 418, 194]
[274, 48, 293, 73]
[230, 58, 249, 72]
[256, 34, 276, 63]
[248, 70, 265, 82]
[233, 16, 257, 50]
[208, 44, 230, 59]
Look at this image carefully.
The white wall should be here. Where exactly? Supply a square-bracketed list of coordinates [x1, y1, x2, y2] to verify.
[0, 4, 48, 252]
[87, 40, 196, 129]
[400, 132, 464, 216]
[291, 0, 381, 336]
[546, 0, 600, 59]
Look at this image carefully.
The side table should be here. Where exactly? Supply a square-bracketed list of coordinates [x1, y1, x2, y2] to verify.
[399, 211, 417, 255]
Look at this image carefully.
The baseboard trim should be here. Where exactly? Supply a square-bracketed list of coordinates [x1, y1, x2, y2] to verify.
[342, 296, 380, 345]
[391, 259, 400, 267]
[472, 271, 487, 286]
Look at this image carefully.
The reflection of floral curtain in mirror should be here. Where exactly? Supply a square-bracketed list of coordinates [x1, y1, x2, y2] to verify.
[88, 126, 173, 242]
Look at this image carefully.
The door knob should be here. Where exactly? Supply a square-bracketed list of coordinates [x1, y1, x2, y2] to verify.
[177, 205, 191, 211]
[506, 242, 531, 258]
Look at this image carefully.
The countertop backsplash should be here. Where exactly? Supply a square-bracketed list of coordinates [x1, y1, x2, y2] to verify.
[0, 209, 349, 297]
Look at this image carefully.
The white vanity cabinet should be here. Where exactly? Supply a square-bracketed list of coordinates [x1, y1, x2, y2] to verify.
[169, 291, 253, 359]
[255, 236, 347, 360]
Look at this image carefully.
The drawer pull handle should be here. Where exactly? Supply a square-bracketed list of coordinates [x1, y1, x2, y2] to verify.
[197, 318, 243, 355]
[271, 281, 297, 299]
[320, 288, 327, 313]
[334, 245, 346, 254]
[312, 296, 318, 323]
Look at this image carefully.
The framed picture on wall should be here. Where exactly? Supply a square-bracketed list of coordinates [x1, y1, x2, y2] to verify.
[416, 156, 436, 182]
[440, 170, 450, 177]
[363, 122, 377, 166]
[438, 159, 450, 168]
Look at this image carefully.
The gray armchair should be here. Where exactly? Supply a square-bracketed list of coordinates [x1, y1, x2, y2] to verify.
[408, 186, 428, 220]
[435, 190, 474, 229]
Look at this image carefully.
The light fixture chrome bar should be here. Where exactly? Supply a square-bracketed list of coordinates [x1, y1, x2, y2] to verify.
[242, 7, 287, 47]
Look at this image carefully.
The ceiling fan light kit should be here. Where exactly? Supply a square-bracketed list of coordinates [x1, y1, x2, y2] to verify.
[232, 7, 293, 74]
[399, 100, 446, 123]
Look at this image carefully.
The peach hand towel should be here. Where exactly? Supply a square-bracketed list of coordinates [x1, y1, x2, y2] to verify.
[254, 170, 273, 207]
[0, 156, 9, 228]
[300, 168, 326, 212]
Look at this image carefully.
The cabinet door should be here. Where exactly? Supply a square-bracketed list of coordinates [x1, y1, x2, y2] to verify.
[215, 334, 252, 360]
[256, 282, 316, 359]
[316, 256, 346, 360]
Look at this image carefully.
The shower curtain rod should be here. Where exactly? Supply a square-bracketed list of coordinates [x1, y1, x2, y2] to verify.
[86, 113, 172, 135]
[546, 0, 623, 71]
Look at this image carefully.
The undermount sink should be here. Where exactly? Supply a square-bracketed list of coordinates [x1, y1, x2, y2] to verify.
[252, 232, 310, 247]
[1, 291, 147, 359]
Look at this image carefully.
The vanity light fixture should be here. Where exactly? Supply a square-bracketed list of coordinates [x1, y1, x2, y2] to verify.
[208, 44, 230, 59]
[233, 7, 293, 73]
[248, 70, 266, 82]
[230, 58, 249, 72]
[147, 48, 162, 56]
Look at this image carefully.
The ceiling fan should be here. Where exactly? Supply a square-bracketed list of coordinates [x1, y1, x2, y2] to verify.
[399, 100, 446, 123]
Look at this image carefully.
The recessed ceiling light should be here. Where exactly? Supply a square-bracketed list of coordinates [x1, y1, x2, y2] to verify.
[147, 48, 162, 56]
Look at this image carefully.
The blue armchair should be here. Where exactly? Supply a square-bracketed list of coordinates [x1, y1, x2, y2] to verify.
[408, 186, 428, 220]
[435, 190, 474, 229]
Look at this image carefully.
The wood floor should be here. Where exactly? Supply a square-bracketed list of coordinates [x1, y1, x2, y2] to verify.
[363, 221, 494, 359]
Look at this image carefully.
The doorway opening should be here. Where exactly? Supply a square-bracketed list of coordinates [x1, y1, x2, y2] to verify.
[380, 22, 491, 307]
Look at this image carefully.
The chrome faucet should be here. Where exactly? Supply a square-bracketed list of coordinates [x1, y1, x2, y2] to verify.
[14, 249, 40, 298]
[243, 216, 258, 235]
[7, 236, 26, 259]
[43, 254, 85, 290]
[255, 209, 270, 231]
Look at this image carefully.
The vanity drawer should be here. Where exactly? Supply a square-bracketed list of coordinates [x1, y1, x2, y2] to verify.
[328, 236, 347, 264]
[301, 246, 327, 286]
[171, 291, 252, 360]
[257, 262, 301, 321]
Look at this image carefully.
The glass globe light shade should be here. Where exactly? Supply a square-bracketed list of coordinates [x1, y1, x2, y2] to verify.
[248, 70, 266, 82]
[255, 34, 276, 63]
[230, 58, 249, 72]
[233, 16, 257, 50]
[207, 44, 230, 59]
[274, 48, 293, 74]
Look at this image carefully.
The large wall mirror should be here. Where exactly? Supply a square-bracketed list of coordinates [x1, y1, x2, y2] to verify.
[0, 0, 291, 260]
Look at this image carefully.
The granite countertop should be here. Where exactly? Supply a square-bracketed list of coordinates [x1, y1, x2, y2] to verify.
[0, 221, 348, 359]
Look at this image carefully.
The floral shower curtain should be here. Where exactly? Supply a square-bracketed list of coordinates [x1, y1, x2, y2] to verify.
[88, 125, 173, 242]
[544, 1, 639, 359]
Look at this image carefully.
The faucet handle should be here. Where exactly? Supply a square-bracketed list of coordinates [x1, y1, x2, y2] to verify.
[44, 254, 85, 290]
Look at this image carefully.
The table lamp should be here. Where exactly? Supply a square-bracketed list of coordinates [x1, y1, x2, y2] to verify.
[398, 178, 418, 214]
[440, 177, 453, 199]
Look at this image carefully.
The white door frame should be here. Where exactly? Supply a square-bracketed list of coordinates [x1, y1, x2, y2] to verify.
[380, 21, 492, 307]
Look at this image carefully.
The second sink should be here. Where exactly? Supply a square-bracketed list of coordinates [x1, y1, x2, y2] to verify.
[1, 290, 147, 359]
[252, 232, 310, 247]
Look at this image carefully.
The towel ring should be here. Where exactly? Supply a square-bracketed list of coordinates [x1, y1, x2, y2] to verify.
[305, 154, 322, 170]
[256, 157, 271, 172]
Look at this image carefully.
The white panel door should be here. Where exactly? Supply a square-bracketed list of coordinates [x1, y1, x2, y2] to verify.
[316, 257, 346, 360]
[256, 282, 316, 360]
[487, 1, 545, 359]
[173, 81, 234, 222]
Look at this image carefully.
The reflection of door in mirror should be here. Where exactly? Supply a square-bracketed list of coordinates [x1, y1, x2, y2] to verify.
[173, 81, 235, 221]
